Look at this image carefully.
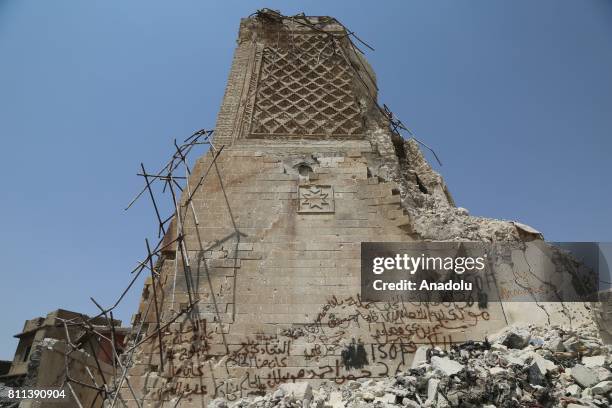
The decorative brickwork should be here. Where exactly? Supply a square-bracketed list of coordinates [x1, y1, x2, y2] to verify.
[250, 34, 363, 138]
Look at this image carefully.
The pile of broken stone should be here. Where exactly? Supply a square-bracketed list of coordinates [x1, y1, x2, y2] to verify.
[210, 324, 612, 408]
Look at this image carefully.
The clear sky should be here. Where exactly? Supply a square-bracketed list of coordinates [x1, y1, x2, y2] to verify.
[1, 1, 611, 358]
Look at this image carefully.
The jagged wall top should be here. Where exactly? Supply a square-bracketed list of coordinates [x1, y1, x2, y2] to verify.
[213, 10, 378, 146]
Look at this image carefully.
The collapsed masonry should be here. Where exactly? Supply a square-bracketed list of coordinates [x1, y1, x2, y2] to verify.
[207, 324, 612, 408]
[0, 309, 128, 408]
[119, 10, 602, 407]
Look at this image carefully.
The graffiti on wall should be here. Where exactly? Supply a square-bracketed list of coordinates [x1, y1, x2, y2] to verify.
[147, 293, 493, 401]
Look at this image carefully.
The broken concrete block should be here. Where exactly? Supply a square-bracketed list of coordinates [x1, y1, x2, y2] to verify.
[581, 386, 593, 399]
[402, 399, 420, 408]
[592, 380, 612, 395]
[272, 388, 285, 401]
[325, 391, 344, 408]
[491, 343, 508, 352]
[512, 221, 541, 236]
[529, 354, 557, 385]
[279, 382, 313, 401]
[207, 398, 228, 408]
[373, 393, 396, 404]
[347, 380, 361, 390]
[489, 366, 506, 376]
[544, 337, 565, 352]
[431, 356, 464, 376]
[361, 391, 375, 402]
[426, 378, 439, 404]
[592, 366, 612, 382]
[571, 364, 599, 388]
[564, 337, 584, 352]
[582, 355, 606, 368]
[410, 346, 429, 369]
[500, 328, 531, 349]
[566, 384, 581, 397]
[504, 353, 527, 366]
[456, 207, 469, 216]
[372, 386, 386, 398]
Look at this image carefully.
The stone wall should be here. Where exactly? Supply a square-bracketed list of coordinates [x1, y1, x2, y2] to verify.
[125, 145, 517, 406]
[121, 11, 591, 407]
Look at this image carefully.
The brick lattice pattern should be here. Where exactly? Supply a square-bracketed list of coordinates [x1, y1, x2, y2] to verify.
[251, 34, 363, 137]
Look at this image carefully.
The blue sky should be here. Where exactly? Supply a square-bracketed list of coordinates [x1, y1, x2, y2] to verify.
[1, 1, 611, 358]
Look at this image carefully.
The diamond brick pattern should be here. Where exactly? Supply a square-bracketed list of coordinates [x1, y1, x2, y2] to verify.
[251, 34, 363, 137]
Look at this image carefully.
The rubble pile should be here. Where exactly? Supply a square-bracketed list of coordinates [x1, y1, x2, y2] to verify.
[209, 324, 611, 408]
[0, 384, 15, 408]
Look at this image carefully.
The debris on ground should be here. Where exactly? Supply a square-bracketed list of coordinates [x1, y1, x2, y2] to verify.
[209, 324, 611, 408]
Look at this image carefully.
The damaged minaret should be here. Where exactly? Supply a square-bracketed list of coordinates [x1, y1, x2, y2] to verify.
[121, 10, 595, 406]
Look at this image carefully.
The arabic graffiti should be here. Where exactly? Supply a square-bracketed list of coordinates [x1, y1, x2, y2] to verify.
[151, 294, 492, 402]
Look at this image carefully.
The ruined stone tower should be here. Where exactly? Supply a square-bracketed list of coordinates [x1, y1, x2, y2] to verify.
[122, 11, 589, 407]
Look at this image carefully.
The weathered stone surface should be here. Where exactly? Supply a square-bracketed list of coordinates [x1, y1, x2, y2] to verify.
[566, 384, 581, 397]
[500, 328, 532, 349]
[572, 364, 599, 388]
[592, 365, 612, 382]
[402, 398, 420, 408]
[544, 337, 565, 352]
[592, 380, 612, 395]
[207, 398, 228, 408]
[431, 356, 464, 376]
[528, 354, 557, 385]
[582, 355, 607, 368]
[116, 10, 602, 408]
[325, 391, 344, 408]
[279, 382, 312, 401]
[410, 346, 429, 369]
[425, 378, 439, 404]
[489, 366, 506, 376]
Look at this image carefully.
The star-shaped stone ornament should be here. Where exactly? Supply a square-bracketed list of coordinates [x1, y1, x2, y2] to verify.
[298, 185, 334, 213]
[302, 186, 329, 209]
